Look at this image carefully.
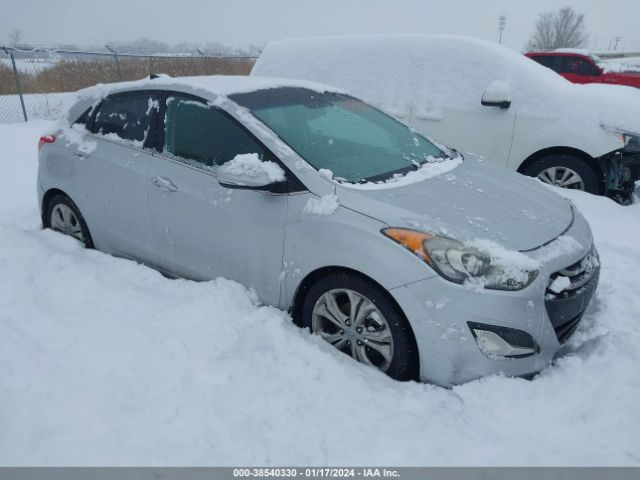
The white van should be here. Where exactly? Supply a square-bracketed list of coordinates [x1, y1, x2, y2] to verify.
[252, 35, 640, 203]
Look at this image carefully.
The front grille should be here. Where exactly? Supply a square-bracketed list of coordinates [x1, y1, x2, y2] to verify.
[545, 246, 600, 344]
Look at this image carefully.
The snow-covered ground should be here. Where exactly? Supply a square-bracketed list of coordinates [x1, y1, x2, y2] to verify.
[0, 92, 72, 123]
[1, 121, 639, 466]
[602, 56, 640, 73]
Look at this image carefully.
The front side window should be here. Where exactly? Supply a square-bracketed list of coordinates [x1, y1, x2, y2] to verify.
[162, 94, 267, 168]
[230, 88, 445, 183]
[90, 93, 159, 145]
[559, 57, 599, 76]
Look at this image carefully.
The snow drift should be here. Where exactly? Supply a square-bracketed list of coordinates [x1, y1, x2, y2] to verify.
[0, 121, 639, 465]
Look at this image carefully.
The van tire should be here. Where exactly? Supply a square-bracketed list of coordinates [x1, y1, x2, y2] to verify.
[523, 154, 600, 194]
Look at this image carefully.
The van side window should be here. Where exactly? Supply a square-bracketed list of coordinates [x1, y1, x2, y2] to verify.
[162, 94, 266, 168]
[90, 93, 160, 146]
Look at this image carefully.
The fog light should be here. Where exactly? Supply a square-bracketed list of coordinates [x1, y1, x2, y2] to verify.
[468, 322, 538, 359]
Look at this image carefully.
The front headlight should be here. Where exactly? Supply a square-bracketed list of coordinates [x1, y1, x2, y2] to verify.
[617, 132, 640, 152]
[604, 126, 640, 153]
[382, 228, 538, 291]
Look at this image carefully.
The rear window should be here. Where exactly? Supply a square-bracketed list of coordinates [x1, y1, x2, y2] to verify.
[90, 92, 160, 146]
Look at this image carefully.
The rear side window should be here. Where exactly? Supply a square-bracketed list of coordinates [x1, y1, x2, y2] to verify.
[529, 55, 558, 71]
[74, 107, 92, 126]
[162, 94, 266, 168]
[90, 93, 160, 146]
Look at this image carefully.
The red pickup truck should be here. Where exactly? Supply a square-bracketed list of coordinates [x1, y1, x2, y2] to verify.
[525, 51, 640, 88]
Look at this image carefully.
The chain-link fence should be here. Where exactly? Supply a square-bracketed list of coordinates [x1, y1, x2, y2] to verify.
[0, 45, 258, 123]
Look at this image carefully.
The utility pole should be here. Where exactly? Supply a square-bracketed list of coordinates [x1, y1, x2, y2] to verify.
[498, 16, 507, 44]
[613, 36, 621, 50]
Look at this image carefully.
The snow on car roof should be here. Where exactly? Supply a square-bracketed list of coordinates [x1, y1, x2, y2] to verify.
[60, 75, 344, 125]
[127, 74, 344, 96]
[553, 48, 593, 55]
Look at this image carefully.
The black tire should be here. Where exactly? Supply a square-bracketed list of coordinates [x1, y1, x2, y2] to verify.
[44, 193, 94, 248]
[302, 272, 419, 381]
[523, 154, 601, 194]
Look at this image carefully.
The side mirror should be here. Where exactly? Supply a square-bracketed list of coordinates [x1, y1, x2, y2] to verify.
[481, 80, 511, 109]
[216, 154, 286, 190]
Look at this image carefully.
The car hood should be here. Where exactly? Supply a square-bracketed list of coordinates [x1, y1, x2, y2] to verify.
[335, 155, 574, 252]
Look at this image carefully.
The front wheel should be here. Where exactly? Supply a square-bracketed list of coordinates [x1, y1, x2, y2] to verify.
[523, 154, 600, 194]
[302, 272, 418, 381]
[44, 194, 93, 248]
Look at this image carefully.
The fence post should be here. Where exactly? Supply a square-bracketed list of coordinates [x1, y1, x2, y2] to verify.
[3, 47, 28, 122]
[105, 44, 123, 81]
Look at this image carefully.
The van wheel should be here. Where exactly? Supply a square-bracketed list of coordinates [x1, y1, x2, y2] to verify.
[302, 272, 418, 381]
[523, 154, 600, 194]
[44, 194, 94, 248]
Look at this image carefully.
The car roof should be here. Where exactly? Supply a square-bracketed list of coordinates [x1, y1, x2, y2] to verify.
[73, 75, 343, 105]
[526, 51, 590, 57]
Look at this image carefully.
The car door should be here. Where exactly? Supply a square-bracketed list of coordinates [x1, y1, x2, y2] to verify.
[411, 90, 516, 167]
[407, 58, 516, 167]
[147, 92, 288, 306]
[84, 91, 160, 263]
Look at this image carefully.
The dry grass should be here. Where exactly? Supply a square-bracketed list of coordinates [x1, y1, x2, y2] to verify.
[0, 56, 255, 95]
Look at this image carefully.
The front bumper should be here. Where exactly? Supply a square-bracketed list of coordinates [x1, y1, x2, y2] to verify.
[389, 213, 598, 387]
[599, 149, 640, 203]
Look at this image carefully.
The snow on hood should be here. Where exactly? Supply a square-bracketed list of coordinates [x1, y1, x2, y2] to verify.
[336, 155, 574, 252]
[563, 83, 640, 137]
[601, 56, 640, 74]
[342, 156, 463, 190]
[253, 34, 640, 136]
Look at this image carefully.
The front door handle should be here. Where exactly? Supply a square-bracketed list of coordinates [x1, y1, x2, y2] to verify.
[152, 176, 178, 192]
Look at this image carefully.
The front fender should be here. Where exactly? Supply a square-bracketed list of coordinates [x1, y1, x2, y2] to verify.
[281, 193, 437, 311]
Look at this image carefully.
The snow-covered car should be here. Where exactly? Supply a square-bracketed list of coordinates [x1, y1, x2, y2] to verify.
[38, 75, 599, 386]
[252, 35, 640, 203]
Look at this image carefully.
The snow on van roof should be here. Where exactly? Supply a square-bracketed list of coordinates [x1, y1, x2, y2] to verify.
[253, 34, 640, 135]
[253, 34, 567, 116]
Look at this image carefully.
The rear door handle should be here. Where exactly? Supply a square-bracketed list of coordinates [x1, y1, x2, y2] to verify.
[152, 176, 178, 192]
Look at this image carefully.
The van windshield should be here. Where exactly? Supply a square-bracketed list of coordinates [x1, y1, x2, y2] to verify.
[230, 88, 446, 183]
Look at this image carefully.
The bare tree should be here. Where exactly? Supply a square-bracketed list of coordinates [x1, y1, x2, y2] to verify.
[527, 6, 588, 51]
[8, 29, 23, 46]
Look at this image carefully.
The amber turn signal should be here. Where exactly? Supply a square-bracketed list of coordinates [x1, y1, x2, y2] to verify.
[381, 228, 433, 261]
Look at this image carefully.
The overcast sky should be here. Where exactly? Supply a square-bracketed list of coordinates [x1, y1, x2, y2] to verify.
[3, 0, 640, 53]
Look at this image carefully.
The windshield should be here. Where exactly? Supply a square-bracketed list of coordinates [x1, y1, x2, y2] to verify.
[229, 88, 445, 183]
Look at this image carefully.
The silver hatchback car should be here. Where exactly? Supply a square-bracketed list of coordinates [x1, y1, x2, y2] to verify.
[38, 75, 599, 386]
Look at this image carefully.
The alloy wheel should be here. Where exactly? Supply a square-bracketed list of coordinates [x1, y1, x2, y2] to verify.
[312, 288, 394, 372]
[537, 166, 585, 190]
[50, 204, 84, 242]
